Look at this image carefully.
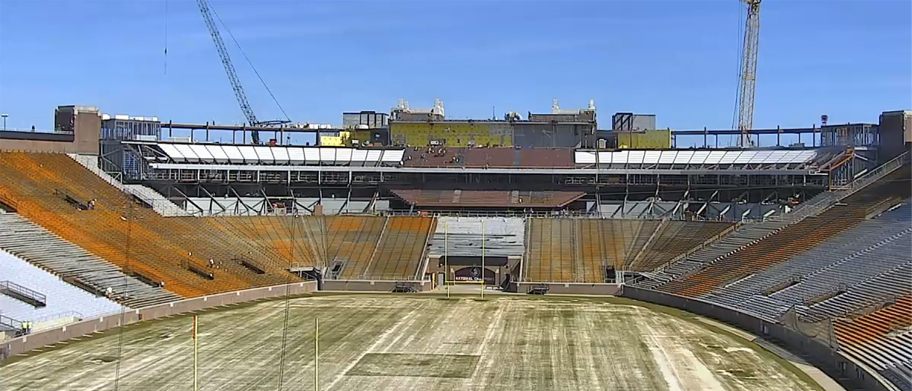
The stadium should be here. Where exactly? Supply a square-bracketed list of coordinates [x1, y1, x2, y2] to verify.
[0, 102, 909, 390]
[1, 2, 911, 391]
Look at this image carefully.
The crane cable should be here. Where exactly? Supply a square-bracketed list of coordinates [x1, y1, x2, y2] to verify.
[210, 5, 292, 123]
[164, 0, 168, 76]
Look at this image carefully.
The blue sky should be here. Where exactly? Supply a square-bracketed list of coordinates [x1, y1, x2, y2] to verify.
[0, 0, 909, 134]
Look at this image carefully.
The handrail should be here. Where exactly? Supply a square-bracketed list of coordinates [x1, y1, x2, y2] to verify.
[652, 222, 741, 273]
[0, 280, 46, 304]
[0, 314, 22, 330]
[832, 150, 909, 192]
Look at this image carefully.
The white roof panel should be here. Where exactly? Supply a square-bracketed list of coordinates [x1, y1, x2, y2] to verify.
[614, 150, 629, 165]
[190, 144, 214, 163]
[336, 148, 353, 165]
[718, 150, 740, 165]
[627, 150, 646, 165]
[158, 143, 184, 162]
[735, 150, 757, 164]
[575, 151, 596, 164]
[238, 146, 259, 163]
[673, 150, 694, 164]
[643, 150, 662, 165]
[222, 145, 243, 164]
[254, 146, 275, 164]
[351, 149, 369, 164]
[764, 150, 790, 164]
[597, 151, 613, 164]
[796, 150, 817, 162]
[364, 150, 382, 164]
[174, 144, 200, 163]
[751, 151, 773, 164]
[658, 150, 677, 164]
[690, 150, 710, 166]
[270, 147, 289, 164]
[319, 148, 335, 163]
[205, 145, 229, 163]
[303, 148, 320, 163]
[287, 148, 305, 165]
[704, 150, 727, 165]
[781, 150, 804, 163]
[382, 149, 404, 163]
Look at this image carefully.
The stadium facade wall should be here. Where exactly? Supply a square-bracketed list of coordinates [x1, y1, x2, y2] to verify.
[321, 279, 433, 292]
[390, 121, 513, 147]
[0, 281, 317, 361]
[0, 138, 80, 154]
[621, 286, 897, 391]
[513, 282, 621, 295]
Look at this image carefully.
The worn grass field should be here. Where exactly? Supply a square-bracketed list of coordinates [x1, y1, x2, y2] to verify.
[1, 294, 821, 390]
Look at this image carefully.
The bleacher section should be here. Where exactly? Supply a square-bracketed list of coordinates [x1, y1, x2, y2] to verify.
[0, 213, 178, 307]
[654, 165, 911, 298]
[324, 216, 386, 279]
[0, 153, 438, 300]
[834, 296, 912, 391]
[365, 216, 436, 280]
[698, 201, 912, 321]
[70, 154, 190, 217]
[0, 250, 121, 328]
[524, 218, 733, 282]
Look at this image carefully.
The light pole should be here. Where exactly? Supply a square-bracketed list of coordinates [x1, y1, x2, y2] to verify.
[1, 114, 7, 131]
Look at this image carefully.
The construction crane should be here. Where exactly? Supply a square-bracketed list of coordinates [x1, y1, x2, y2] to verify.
[196, 0, 288, 144]
[735, 0, 761, 147]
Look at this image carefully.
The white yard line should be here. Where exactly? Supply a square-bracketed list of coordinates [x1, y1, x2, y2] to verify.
[642, 325, 685, 391]
[469, 299, 510, 389]
[323, 300, 428, 390]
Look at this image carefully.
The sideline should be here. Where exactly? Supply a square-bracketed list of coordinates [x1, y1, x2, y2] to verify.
[694, 316, 844, 391]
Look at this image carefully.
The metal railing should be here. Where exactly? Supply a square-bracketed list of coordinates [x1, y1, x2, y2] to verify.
[0, 314, 22, 331]
[0, 280, 46, 306]
[832, 150, 909, 192]
[768, 150, 909, 224]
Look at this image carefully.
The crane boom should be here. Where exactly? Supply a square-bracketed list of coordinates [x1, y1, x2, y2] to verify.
[736, 0, 761, 147]
[196, 0, 261, 144]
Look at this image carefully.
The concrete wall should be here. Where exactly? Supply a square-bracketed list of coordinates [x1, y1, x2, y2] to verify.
[514, 282, 622, 295]
[879, 111, 911, 160]
[0, 138, 79, 153]
[321, 279, 432, 292]
[1, 281, 317, 361]
[621, 286, 896, 391]
[0, 109, 100, 154]
[390, 121, 513, 147]
[513, 123, 589, 148]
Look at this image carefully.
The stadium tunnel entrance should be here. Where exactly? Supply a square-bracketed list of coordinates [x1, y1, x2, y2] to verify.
[435, 255, 513, 287]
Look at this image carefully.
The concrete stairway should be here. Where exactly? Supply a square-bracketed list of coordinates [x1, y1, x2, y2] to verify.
[69, 154, 191, 217]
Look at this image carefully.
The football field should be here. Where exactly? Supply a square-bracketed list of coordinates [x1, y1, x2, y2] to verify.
[1, 294, 821, 390]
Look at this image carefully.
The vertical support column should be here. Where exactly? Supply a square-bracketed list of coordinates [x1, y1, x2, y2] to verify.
[193, 315, 199, 391]
[314, 317, 319, 391]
